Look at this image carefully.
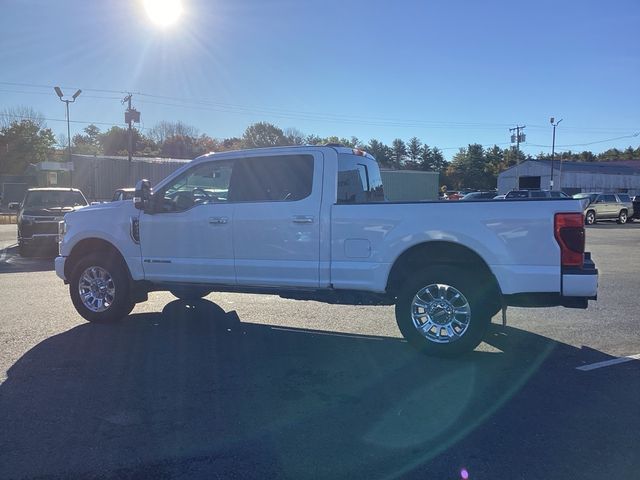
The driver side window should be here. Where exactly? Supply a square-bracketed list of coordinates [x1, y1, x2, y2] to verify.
[157, 161, 233, 213]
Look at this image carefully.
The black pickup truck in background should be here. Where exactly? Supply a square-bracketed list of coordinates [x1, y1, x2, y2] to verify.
[11, 188, 88, 256]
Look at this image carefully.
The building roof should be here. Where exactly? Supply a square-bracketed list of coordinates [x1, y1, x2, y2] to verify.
[502, 159, 640, 176]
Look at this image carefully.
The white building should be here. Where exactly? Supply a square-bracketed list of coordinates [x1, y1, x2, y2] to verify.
[497, 159, 640, 196]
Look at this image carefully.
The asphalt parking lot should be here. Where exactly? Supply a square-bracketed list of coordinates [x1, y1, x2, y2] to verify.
[0, 223, 638, 479]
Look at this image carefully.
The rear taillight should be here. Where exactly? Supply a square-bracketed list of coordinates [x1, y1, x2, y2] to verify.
[554, 213, 585, 267]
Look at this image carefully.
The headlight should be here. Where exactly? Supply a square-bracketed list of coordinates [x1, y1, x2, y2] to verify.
[58, 220, 67, 236]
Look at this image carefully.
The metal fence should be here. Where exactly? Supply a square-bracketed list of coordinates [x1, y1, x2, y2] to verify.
[66, 155, 439, 202]
[71, 155, 189, 201]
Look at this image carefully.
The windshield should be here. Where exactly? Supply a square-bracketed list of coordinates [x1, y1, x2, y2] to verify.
[24, 191, 88, 208]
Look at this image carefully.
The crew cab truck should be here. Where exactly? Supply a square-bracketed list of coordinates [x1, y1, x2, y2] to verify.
[55, 146, 598, 357]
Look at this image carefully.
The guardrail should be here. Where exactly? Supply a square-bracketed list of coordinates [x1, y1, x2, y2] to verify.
[0, 214, 17, 225]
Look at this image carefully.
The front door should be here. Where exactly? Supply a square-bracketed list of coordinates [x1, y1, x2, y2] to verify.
[139, 160, 236, 285]
[229, 152, 323, 288]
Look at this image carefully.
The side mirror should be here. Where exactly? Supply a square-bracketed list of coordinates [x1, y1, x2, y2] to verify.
[133, 179, 152, 211]
[8, 202, 20, 211]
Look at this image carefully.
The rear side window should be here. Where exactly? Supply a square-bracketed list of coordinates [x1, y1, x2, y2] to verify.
[602, 194, 617, 202]
[530, 191, 546, 198]
[505, 191, 529, 199]
[617, 194, 631, 202]
[229, 155, 313, 202]
[337, 154, 385, 204]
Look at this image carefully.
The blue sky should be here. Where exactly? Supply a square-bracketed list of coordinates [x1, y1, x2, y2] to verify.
[1, 0, 639, 159]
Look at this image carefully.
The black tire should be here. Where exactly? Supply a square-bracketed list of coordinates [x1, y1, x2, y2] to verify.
[170, 287, 212, 301]
[585, 210, 596, 225]
[395, 266, 493, 357]
[617, 210, 628, 224]
[69, 252, 135, 323]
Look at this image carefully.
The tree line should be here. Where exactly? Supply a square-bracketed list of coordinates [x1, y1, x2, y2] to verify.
[1, 107, 638, 190]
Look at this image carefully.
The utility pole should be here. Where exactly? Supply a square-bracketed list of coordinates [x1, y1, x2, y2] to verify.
[509, 125, 526, 190]
[550, 117, 563, 190]
[122, 94, 140, 182]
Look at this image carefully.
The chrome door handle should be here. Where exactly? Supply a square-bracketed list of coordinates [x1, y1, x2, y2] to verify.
[209, 216, 228, 225]
[292, 215, 314, 224]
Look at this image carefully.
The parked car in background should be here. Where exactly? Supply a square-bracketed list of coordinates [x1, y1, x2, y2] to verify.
[573, 192, 634, 225]
[112, 188, 135, 202]
[505, 190, 570, 199]
[439, 190, 463, 200]
[442, 191, 463, 201]
[14, 188, 88, 256]
[460, 191, 497, 201]
[493, 194, 506, 200]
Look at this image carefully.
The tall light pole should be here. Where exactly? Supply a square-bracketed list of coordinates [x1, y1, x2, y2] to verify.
[54, 86, 82, 187]
[550, 117, 563, 190]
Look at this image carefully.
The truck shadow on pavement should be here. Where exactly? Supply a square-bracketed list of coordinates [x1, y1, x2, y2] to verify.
[0, 245, 55, 273]
[0, 299, 638, 480]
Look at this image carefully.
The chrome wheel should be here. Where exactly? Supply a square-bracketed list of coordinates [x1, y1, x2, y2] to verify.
[411, 283, 471, 344]
[78, 266, 116, 312]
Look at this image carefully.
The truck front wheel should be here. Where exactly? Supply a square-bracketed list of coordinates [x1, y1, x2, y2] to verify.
[395, 267, 492, 357]
[69, 253, 135, 323]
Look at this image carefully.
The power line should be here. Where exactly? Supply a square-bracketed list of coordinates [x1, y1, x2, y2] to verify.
[5, 80, 637, 134]
[0, 113, 148, 130]
[527, 132, 639, 149]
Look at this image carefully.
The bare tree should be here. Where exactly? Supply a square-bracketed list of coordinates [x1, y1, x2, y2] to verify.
[0, 106, 46, 129]
[148, 121, 199, 144]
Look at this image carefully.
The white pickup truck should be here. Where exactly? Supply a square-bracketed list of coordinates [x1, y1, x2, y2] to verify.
[55, 145, 598, 356]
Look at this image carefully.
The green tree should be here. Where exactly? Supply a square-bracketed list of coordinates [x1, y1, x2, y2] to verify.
[72, 124, 102, 155]
[367, 139, 393, 168]
[431, 147, 448, 173]
[98, 126, 148, 156]
[242, 122, 287, 148]
[391, 138, 407, 169]
[446, 144, 495, 190]
[407, 137, 422, 163]
[0, 120, 56, 174]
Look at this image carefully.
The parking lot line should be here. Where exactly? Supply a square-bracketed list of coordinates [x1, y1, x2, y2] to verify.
[576, 353, 640, 371]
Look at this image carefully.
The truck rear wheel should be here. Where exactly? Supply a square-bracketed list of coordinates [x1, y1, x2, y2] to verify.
[395, 267, 492, 357]
[69, 253, 135, 323]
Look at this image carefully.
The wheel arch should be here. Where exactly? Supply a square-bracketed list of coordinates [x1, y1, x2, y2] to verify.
[65, 238, 130, 281]
[386, 240, 502, 309]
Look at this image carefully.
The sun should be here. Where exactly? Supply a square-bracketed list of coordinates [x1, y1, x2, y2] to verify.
[143, 0, 183, 27]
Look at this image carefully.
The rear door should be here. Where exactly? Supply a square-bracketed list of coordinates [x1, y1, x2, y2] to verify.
[601, 194, 618, 218]
[230, 152, 323, 288]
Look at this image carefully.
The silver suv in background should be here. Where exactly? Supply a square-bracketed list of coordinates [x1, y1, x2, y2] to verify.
[573, 192, 634, 225]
